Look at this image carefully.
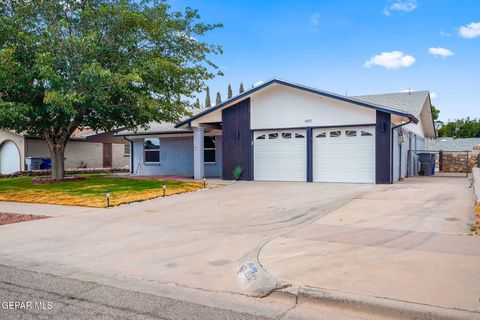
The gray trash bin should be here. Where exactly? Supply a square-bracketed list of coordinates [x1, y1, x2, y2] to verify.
[418, 153, 435, 176]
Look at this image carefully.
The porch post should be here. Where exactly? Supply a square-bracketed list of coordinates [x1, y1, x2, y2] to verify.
[193, 126, 205, 179]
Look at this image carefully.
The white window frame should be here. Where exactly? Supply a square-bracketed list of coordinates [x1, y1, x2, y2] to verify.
[124, 143, 131, 156]
[204, 136, 216, 164]
[144, 138, 160, 164]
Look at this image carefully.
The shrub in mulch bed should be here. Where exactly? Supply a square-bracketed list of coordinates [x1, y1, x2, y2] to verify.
[31, 176, 86, 184]
[0, 212, 49, 225]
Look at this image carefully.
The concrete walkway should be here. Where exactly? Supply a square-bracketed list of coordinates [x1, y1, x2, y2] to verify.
[259, 177, 480, 313]
[0, 201, 101, 217]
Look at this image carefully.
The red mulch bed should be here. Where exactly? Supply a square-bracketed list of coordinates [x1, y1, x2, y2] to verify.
[0, 212, 49, 225]
[31, 176, 85, 184]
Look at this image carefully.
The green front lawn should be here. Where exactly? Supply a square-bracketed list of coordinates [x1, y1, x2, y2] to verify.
[0, 175, 203, 207]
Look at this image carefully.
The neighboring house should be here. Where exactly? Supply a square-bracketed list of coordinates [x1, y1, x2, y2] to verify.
[0, 129, 130, 174]
[117, 79, 436, 184]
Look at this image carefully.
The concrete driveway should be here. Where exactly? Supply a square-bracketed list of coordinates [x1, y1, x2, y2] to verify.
[0, 176, 478, 315]
[260, 176, 480, 313]
[0, 181, 372, 294]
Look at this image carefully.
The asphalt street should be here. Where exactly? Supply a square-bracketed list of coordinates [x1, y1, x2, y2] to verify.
[0, 264, 270, 320]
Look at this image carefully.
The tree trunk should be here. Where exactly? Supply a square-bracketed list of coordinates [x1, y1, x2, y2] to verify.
[50, 145, 66, 180]
[45, 137, 67, 181]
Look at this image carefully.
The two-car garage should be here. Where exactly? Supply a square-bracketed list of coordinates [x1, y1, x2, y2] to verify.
[254, 126, 375, 183]
[177, 79, 432, 185]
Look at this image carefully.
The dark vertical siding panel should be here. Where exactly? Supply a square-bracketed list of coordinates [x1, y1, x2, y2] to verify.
[222, 99, 253, 180]
[375, 111, 391, 184]
[306, 127, 313, 182]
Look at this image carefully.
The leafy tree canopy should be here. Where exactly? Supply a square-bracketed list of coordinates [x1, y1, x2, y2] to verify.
[204, 86, 211, 107]
[437, 117, 480, 138]
[431, 105, 440, 121]
[0, 0, 222, 178]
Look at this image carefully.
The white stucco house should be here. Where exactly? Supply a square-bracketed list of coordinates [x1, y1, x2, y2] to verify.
[0, 129, 130, 174]
[117, 79, 436, 184]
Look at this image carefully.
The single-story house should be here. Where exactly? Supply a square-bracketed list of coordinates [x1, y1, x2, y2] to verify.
[0, 129, 130, 174]
[117, 79, 436, 184]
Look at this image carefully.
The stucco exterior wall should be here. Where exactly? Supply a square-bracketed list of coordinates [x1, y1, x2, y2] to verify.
[392, 128, 415, 182]
[0, 130, 26, 172]
[112, 143, 130, 168]
[131, 136, 222, 177]
[26, 139, 129, 169]
[250, 85, 376, 130]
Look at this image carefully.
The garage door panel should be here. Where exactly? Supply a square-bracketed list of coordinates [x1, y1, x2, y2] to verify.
[254, 129, 306, 181]
[313, 127, 375, 183]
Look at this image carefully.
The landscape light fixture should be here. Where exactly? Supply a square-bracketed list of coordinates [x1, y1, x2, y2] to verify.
[162, 184, 166, 197]
[106, 191, 111, 207]
[203, 177, 206, 188]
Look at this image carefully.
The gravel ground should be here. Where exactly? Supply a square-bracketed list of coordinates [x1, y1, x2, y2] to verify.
[0, 212, 48, 225]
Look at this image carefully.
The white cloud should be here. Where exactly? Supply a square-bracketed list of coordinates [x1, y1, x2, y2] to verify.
[363, 51, 416, 69]
[309, 13, 321, 31]
[458, 22, 480, 39]
[400, 89, 415, 93]
[428, 47, 454, 57]
[253, 81, 264, 87]
[440, 31, 451, 37]
[383, 0, 417, 16]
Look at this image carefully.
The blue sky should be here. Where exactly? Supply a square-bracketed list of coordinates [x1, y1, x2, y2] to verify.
[171, 0, 480, 121]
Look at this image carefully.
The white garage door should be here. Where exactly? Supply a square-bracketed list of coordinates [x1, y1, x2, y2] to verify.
[313, 127, 375, 183]
[254, 129, 306, 181]
[0, 141, 21, 174]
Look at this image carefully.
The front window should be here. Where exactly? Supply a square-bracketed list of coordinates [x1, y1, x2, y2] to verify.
[204, 136, 216, 163]
[124, 143, 131, 156]
[144, 138, 160, 163]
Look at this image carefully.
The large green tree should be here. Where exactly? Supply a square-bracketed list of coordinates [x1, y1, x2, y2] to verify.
[204, 86, 211, 107]
[438, 118, 480, 138]
[431, 105, 440, 121]
[0, 0, 222, 179]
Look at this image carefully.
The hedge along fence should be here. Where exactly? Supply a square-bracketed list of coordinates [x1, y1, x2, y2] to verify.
[0, 167, 129, 179]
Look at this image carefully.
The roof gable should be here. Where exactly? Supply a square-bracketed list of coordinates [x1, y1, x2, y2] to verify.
[353, 91, 429, 119]
[175, 79, 418, 128]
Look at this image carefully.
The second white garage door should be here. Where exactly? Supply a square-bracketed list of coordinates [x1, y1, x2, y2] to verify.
[254, 129, 306, 181]
[313, 127, 375, 183]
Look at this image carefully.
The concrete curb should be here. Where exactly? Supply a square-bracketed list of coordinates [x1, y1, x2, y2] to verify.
[472, 168, 480, 205]
[472, 168, 480, 234]
[272, 286, 480, 320]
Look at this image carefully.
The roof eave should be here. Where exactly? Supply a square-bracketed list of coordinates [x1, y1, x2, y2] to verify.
[114, 129, 193, 137]
[175, 78, 418, 128]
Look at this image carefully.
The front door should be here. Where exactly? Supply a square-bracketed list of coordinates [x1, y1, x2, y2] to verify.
[103, 143, 112, 168]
